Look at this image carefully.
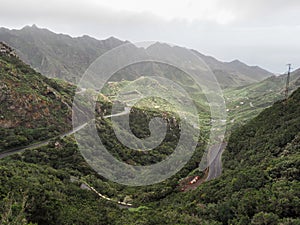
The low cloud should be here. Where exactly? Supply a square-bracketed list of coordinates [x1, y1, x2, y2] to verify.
[0, 0, 299, 72]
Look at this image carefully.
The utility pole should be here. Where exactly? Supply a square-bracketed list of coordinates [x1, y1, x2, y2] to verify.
[285, 64, 292, 100]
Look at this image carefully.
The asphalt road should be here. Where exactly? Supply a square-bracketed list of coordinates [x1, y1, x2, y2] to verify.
[104, 107, 131, 118]
[0, 106, 135, 207]
[0, 122, 89, 159]
[0, 107, 131, 159]
[205, 142, 227, 181]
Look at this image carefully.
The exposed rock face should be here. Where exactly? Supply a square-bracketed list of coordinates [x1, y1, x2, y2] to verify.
[0, 42, 17, 57]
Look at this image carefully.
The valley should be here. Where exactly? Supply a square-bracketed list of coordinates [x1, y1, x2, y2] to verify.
[0, 26, 299, 225]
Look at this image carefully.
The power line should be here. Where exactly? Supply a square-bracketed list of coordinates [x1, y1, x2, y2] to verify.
[285, 64, 292, 100]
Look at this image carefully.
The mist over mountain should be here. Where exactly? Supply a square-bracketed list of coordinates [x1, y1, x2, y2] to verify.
[0, 24, 299, 224]
[0, 45, 298, 223]
[0, 25, 125, 82]
[192, 50, 274, 87]
[0, 25, 273, 88]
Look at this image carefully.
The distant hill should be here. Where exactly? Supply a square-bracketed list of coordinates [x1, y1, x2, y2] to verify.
[0, 42, 75, 150]
[192, 50, 274, 88]
[0, 25, 273, 88]
[225, 68, 300, 129]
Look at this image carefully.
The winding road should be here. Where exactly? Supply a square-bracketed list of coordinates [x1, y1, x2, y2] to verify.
[1, 107, 226, 202]
[0, 122, 88, 159]
[0, 107, 134, 207]
[104, 107, 131, 118]
[181, 142, 227, 191]
[0, 108, 131, 159]
[205, 142, 227, 181]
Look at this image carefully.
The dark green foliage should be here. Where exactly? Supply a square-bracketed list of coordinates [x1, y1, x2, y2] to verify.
[0, 48, 299, 223]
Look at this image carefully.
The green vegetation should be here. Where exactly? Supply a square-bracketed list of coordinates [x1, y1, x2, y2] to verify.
[224, 70, 300, 131]
[0, 25, 125, 82]
[0, 42, 299, 224]
[0, 87, 298, 224]
[0, 53, 75, 151]
[97, 62, 300, 138]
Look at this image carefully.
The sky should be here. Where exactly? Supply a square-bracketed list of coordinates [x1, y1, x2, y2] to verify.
[0, 0, 299, 73]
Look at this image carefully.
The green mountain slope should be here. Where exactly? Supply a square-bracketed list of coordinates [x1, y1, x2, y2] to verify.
[225, 69, 300, 130]
[0, 25, 125, 82]
[0, 42, 75, 151]
[0, 41, 298, 224]
[225, 86, 300, 168]
[1, 75, 299, 224]
[152, 87, 300, 224]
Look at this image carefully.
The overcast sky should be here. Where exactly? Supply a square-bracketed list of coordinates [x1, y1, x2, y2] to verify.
[0, 0, 299, 73]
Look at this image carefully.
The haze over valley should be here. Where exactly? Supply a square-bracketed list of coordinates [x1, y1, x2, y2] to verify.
[0, 1, 299, 224]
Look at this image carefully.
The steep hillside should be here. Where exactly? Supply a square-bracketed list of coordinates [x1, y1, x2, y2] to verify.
[154, 87, 300, 224]
[0, 25, 125, 82]
[0, 87, 298, 224]
[225, 86, 300, 168]
[0, 42, 75, 150]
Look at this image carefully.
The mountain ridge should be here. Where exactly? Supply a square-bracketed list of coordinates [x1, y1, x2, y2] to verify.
[191, 49, 273, 87]
[0, 25, 126, 82]
[0, 25, 273, 88]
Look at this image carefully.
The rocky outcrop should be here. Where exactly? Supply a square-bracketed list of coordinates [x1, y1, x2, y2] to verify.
[0, 42, 17, 57]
